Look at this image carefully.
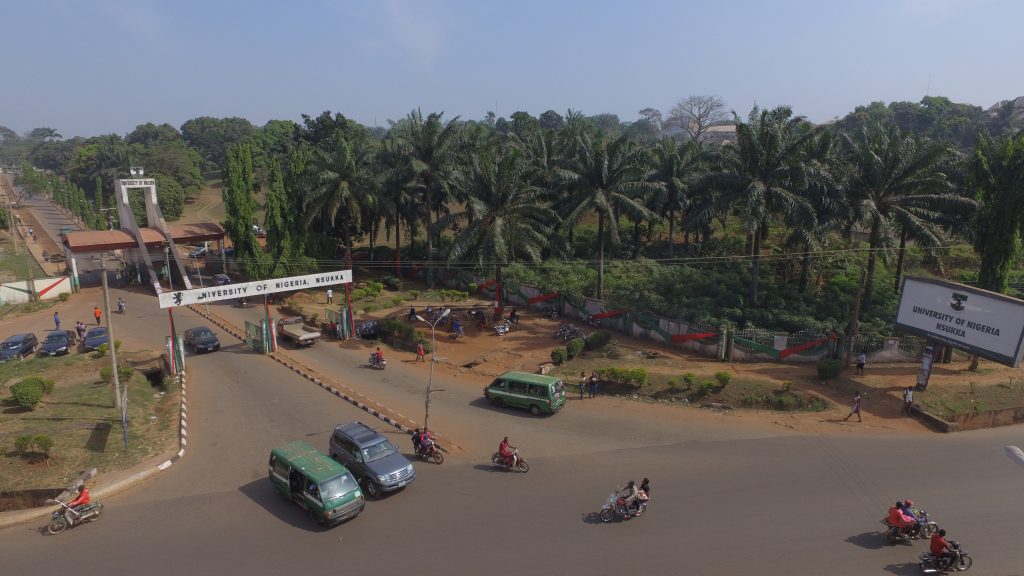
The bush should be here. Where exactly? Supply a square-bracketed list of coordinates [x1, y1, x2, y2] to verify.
[33, 434, 53, 456]
[118, 363, 134, 383]
[584, 330, 613, 351]
[594, 367, 648, 388]
[700, 380, 716, 396]
[817, 359, 844, 380]
[100, 366, 113, 384]
[380, 318, 421, 351]
[14, 435, 33, 453]
[409, 290, 419, 300]
[11, 379, 44, 409]
[566, 338, 585, 359]
[19, 376, 54, 395]
[115, 340, 122, 351]
[714, 371, 732, 387]
[550, 348, 568, 365]
[667, 378, 679, 389]
[467, 282, 478, 294]
[58, 292, 70, 302]
[391, 296, 404, 306]
[96, 343, 109, 357]
[382, 275, 403, 291]
[683, 372, 696, 386]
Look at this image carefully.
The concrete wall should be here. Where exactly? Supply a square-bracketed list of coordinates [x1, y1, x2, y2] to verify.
[0, 277, 72, 304]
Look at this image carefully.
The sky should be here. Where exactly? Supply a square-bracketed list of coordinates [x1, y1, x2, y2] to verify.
[2, 0, 1022, 138]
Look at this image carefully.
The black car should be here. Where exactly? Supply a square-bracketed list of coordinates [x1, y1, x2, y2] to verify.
[39, 330, 77, 356]
[0, 333, 38, 361]
[80, 327, 110, 352]
[184, 326, 220, 353]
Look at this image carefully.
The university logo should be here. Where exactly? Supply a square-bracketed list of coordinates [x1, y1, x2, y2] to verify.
[950, 292, 967, 312]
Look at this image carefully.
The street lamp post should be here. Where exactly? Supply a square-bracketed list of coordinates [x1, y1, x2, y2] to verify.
[415, 308, 450, 430]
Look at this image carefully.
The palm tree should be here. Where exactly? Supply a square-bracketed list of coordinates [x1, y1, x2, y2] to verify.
[306, 131, 370, 267]
[842, 123, 975, 310]
[969, 133, 1024, 293]
[443, 147, 557, 311]
[651, 138, 704, 257]
[397, 110, 463, 286]
[687, 106, 817, 306]
[560, 131, 658, 299]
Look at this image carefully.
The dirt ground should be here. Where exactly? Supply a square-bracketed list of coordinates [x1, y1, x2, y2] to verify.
[284, 289, 1024, 436]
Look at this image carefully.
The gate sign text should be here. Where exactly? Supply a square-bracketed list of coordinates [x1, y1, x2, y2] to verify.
[158, 270, 352, 309]
[895, 276, 1024, 367]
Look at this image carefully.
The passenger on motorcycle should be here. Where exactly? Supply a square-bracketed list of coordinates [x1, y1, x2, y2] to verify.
[412, 428, 422, 453]
[499, 437, 516, 468]
[421, 428, 434, 449]
[930, 529, 957, 569]
[66, 484, 90, 523]
[887, 501, 919, 535]
[899, 499, 923, 535]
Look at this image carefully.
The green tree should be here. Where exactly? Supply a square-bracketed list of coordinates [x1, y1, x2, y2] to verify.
[223, 143, 257, 263]
[264, 160, 289, 259]
[969, 134, 1024, 293]
[307, 131, 370, 267]
[651, 138, 704, 257]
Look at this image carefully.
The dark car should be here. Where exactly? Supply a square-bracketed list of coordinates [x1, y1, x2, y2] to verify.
[213, 274, 231, 286]
[329, 421, 415, 498]
[39, 330, 77, 356]
[184, 326, 220, 354]
[80, 327, 110, 352]
[0, 333, 38, 361]
[187, 246, 208, 258]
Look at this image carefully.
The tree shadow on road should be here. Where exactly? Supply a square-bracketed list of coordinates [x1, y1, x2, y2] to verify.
[846, 531, 888, 550]
[237, 478, 325, 533]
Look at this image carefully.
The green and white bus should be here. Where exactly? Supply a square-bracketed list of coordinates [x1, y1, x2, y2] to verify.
[483, 371, 566, 415]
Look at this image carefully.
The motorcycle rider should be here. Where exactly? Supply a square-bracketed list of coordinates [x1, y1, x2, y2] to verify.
[886, 501, 919, 537]
[117, 297, 126, 313]
[452, 318, 463, 337]
[66, 484, 90, 523]
[899, 499, 923, 536]
[634, 478, 651, 514]
[498, 436, 516, 469]
[407, 306, 416, 322]
[508, 308, 519, 326]
[929, 529, 957, 569]
[618, 481, 639, 518]
[372, 347, 384, 366]
[411, 428, 422, 454]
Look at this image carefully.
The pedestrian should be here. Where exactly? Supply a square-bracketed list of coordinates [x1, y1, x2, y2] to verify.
[903, 386, 914, 415]
[76, 321, 86, 339]
[856, 352, 866, 375]
[53, 311, 60, 331]
[843, 392, 862, 422]
[27, 227, 34, 243]
[416, 341, 425, 362]
[93, 306, 102, 325]
[589, 371, 599, 398]
[327, 288, 333, 304]
[578, 371, 586, 399]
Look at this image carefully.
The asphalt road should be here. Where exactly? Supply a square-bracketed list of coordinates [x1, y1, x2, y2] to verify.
[1, 290, 1022, 576]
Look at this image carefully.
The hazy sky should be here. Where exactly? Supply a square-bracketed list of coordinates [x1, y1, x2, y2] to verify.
[3, 0, 1022, 138]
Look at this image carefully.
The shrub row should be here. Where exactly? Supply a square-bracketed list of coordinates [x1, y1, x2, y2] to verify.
[595, 367, 648, 388]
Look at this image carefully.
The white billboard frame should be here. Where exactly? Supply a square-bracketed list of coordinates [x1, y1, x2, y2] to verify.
[895, 276, 1024, 367]
[158, 270, 351, 308]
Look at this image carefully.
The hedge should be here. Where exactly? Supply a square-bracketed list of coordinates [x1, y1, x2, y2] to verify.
[566, 338, 585, 359]
[594, 367, 648, 388]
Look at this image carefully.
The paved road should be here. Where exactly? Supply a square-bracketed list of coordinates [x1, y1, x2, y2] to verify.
[1, 291, 1022, 575]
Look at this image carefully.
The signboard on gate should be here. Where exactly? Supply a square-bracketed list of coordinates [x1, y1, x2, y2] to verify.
[895, 276, 1024, 367]
[158, 270, 352, 308]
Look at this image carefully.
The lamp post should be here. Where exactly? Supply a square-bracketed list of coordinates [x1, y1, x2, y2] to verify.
[415, 308, 450, 430]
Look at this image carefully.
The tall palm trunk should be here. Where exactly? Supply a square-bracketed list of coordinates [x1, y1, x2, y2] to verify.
[799, 246, 811, 293]
[632, 218, 642, 260]
[343, 218, 353, 269]
[394, 213, 402, 276]
[667, 208, 675, 258]
[495, 263, 504, 315]
[893, 228, 907, 293]
[597, 212, 606, 299]
[750, 228, 761, 306]
[424, 175, 434, 287]
[863, 225, 880, 312]
[368, 220, 376, 262]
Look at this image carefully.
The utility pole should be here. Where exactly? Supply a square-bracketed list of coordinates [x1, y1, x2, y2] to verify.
[98, 257, 123, 411]
[845, 266, 867, 368]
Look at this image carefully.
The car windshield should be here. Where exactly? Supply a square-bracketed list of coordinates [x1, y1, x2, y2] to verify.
[86, 329, 107, 338]
[44, 334, 66, 343]
[2, 340, 23, 349]
[319, 473, 358, 501]
[361, 439, 397, 462]
[192, 328, 214, 339]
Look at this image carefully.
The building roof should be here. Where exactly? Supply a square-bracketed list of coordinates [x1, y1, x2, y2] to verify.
[62, 223, 225, 253]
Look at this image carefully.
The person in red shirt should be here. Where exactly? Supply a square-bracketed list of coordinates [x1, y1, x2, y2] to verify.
[930, 529, 956, 569]
[498, 436, 516, 468]
[66, 484, 90, 523]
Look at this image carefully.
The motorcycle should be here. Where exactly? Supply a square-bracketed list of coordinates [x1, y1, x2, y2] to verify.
[599, 490, 647, 522]
[880, 508, 939, 545]
[491, 448, 529, 472]
[541, 305, 559, 320]
[919, 540, 972, 573]
[116, 299, 126, 314]
[494, 319, 513, 336]
[584, 314, 601, 328]
[451, 325, 465, 339]
[555, 323, 585, 341]
[415, 441, 444, 464]
[369, 354, 387, 370]
[46, 498, 104, 535]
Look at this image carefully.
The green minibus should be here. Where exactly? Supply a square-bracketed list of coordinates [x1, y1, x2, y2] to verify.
[268, 440, 365, 526]
[483, 371, 566, 415]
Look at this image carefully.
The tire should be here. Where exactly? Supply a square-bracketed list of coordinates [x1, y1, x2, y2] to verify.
[47, 519, 68, 535]
[920, 522, 938, 538]
[516, 459, 530, 473]
[365, 480, 379, 498]
[599, 508, 614, 523]
[432, 450, 444, 464]
[957, 554, 972, 571]
[309, 507, 322, 525]
[529, 404, 541, 416]
[89, 505, 103, 521]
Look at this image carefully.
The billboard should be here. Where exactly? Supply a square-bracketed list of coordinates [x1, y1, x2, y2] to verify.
[895, 276, 1024, 367]
[158, 270, 351, 308]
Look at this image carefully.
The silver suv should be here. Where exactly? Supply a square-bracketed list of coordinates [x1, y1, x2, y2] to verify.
[329, 422, 415, 498]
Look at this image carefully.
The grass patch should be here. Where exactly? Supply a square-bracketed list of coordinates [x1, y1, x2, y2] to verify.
[0, 351, 178, 491]
[0, 234, 47, 282]
[916, 378, 1024, 420]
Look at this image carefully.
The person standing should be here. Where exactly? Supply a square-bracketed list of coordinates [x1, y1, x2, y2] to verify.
[903, 386, 914, 415]
[326, 288, 334, 304]
[416, 341, 425, 362]
[76, 321, 87, 339]
[93, 306, 102, 325]
[27, 227, 34, 243]
[856, 352, 866, 375]
[843, 392, 862, 422]
[578, 371, 586, 400]
[53, 311, 60, 331]
[588, 371, 599, 398]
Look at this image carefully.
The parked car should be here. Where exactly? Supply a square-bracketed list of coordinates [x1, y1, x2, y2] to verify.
[39, 330, 77, 356]
[213, 274, 231, 286]
[329, 421, 415, 498]
[0, 333, 38, 361]
[183, 326, 220, 353]
[80, 327, 110, 352]
[187, 246, 208, 258]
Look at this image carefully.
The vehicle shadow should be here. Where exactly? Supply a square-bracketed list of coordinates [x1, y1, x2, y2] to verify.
[471, 464, 504, 473]
[882, 562, 921, 575]
[581, 511, 606, 525]
[237, 478, 326, 532]
[467, 397, 550, 417]
[846, 531, 888, 550]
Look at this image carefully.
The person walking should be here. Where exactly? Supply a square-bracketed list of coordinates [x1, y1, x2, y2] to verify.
[75, 321, 87, 339]
[93, 306, 102, 325]
[588, 371, 599, 398]
[856, 352, 866, 375]
[416, 341, 425, 362]
[903, 386, 914, 415]
[327, 288, 334, 305]
[843, 392, 862, 422]
[27, 227, 34, 243]
[578, 371, 586, 400]
[53, 311, 60, 331]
